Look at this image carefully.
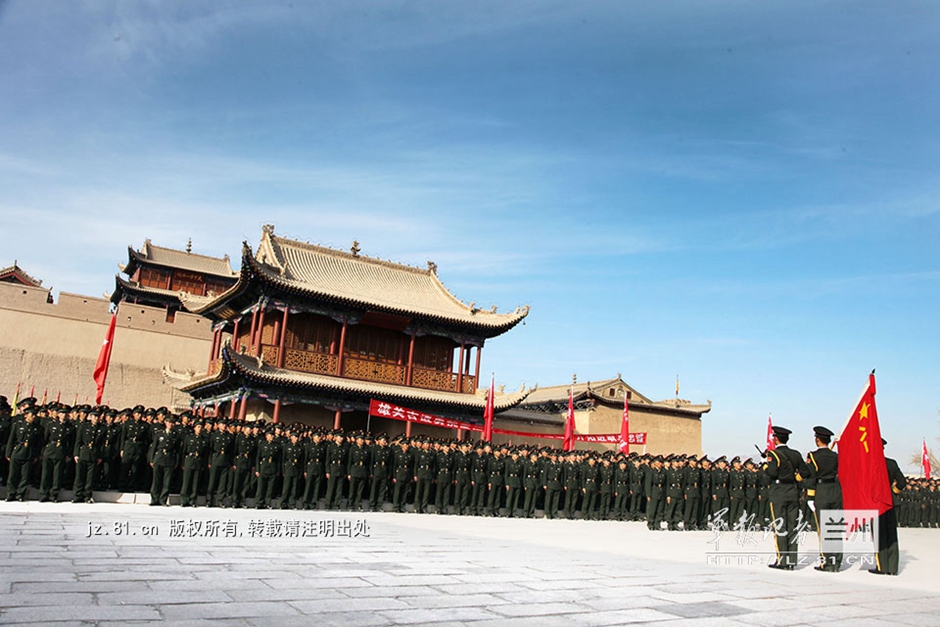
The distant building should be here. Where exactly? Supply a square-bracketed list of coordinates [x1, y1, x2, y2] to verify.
[174, 225, 531, 435]
[111, 239, 238, 318]
[496, 376, 710, 455]
[0, 261, 52, 303]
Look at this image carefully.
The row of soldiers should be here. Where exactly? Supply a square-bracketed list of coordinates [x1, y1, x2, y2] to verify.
[2, 397, 922, 546]
[3, 396, 780, 526]
[897, 477, 940, 528]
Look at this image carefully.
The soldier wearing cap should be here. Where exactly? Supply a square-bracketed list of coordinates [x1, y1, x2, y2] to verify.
[0, 395, 12, 487]
[451, 440, 473, 515]
[805, 425, 841, 572]
[872, 438, 906, 576]
[369, 433, 392, 511]
[72, 409, 104, 503]
[119, 407, 148, 491]
[39, 405, 69, 501]
[280, 429, 305, 509]
[302, 429, 326, 509]
[645, 456, 666, 530]
[6, 404, 42, 501]
[231, 423, 257, 508]
[470, 444, 489, 516]
[663, 455, 684, 530]
[346, 432, 370, 511]
[729, 456, 747, 528]
[254, 427, 280, 509]
[206, 420, 234, 507]
[763, 425, 810, 570]
[180, 420, 208, 507]
[503, 447, 523, 518]
[149, 413, 182, 506]
[682, 456, 703, 531]
[324, 431, 349, 509]
[391, 437, 414, 513]
[431, 440, 452, 515]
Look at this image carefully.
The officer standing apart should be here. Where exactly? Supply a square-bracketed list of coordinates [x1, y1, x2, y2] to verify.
[805, 426, 842, 572]
[763, 425, 810, 570]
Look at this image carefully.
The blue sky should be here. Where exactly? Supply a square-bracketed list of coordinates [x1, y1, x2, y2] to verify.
[2, 1, 938, 470]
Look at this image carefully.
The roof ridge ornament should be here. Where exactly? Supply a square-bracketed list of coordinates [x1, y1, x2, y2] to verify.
[427, 260, 437, 274]
[351, 241, 361, 257]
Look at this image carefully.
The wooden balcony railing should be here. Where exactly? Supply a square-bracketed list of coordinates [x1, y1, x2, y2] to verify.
[257, 344, 477, 394]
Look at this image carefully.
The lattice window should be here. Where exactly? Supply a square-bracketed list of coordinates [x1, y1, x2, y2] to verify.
[285, 313, 338, 354]
[413, 335, 455, 372]
[345, 326, 403, 364]
[139, 267, 169, 289]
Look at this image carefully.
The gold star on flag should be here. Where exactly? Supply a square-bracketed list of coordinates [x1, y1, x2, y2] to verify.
[859, 402, 869, 420]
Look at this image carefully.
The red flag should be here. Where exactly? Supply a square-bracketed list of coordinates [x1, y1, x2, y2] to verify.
[563, 386, 575, 451]
[766, 415, 776, 452]
[41, 389, 48, 405]
[93, 313, 117, 405]
[618, 392, 630, 454]
[482, 374, 495, 442]
[924, 440, 932, 480]
[55, 390, 61, 403]
[837, 373, 893, 516]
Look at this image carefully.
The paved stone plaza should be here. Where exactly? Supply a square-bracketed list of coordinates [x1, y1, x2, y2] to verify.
[1, 500, 939, 626]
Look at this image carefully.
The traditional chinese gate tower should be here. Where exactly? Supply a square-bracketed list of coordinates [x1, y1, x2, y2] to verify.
[177, 226, 530, 434]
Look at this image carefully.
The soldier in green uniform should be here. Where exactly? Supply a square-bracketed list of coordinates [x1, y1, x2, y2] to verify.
[39, 407, 69, 501]
[412, 438, 435, 514]
[0, 396, 11, 487]
[302, 429, 325, 509]
[683, 456, 702, 531]
[119, 406, 148, 492]
[763, 425, 809, 570]
[543, 451, 563, 519]
[278, 429, 303, 509]
[254, 427, 281, 509]
[434, 440, 454, 514]
[391, 438, 414, 513]
[148, 413, 182, 506]
[470, 444, 489, 516]
[73, 409, 104, 503]
[6, 404, 42, 501]
[613, 457, 631, 521]
[522, 450, 541, 518]
[663, 456, 684, 530]
[805, 426, 841, 572]
[180, 420, 208, 507]
[871, 439, 906, 576]
[729, 456, 747, 528]
[486, 445, 506, 516]
[629, 455, 646, 522]
[206, 420, 234, 507]
[597, 455, 614, 520]
[230, 422, 256, 508]
[711, 456, 731, 529]
[452, 441, 472, 515]
[346, 432, 370, 510]
[504, 448, 523, 517]
[368, 433, 392, 511]
[563, 451, 581, 519]
[580, 454, 599, 520]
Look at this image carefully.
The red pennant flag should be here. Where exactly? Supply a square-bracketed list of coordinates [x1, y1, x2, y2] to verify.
[41, 389, 48, 405]
[766, 415, 776, 452]
[563, 386, 575, 451]
[837, 373, 893, 516]
[482, 374, 495, 442]
[618, 392, 630, 454]
[924, 440, 932, 480]
[93, 313, 117, 405]
[55, 390, 61, 403]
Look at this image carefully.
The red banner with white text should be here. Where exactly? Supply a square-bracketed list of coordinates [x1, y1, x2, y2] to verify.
[369, 400, 646, 445]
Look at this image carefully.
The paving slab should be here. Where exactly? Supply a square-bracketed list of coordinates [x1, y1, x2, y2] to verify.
[0, 500, 938, 626]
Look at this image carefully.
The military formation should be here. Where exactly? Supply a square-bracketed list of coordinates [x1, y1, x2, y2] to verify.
[0, 395, 930, 575]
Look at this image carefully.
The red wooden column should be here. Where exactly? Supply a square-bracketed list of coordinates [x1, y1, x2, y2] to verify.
[406, 331, 416, 386]
[207, 328, 219, 372]
[232, 318, 242, 351]
[253, 307, 266, 356]
[333, 409, 342, 430]
[277, 307, 289, 368]
[336, 320, 348, 376]
[228, 398, 237, 419]
[473, 345, 482, 393]
[238, 395, 249, 421]
[272, 399, 282, 424]
[456, 341, 465, 392]
[405, 421, 412, 437]
[247, 308, 259, 355]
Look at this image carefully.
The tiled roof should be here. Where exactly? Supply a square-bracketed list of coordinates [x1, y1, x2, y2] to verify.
[187, 227, 529, 336]
[126, 240, 237, 278]
[519, 375, 710, 416]
[0, 262, 44, 288]
[111, 275, 214, 306]
[179, 346, 530, 412]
